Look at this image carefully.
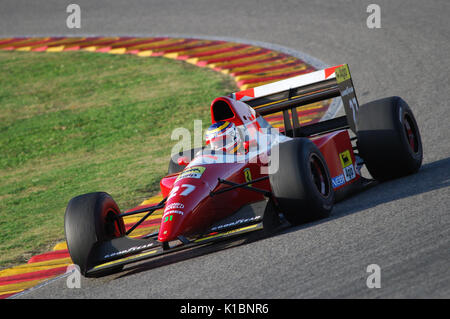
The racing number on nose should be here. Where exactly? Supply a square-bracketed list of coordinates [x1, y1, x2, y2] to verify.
[168, 184, 196, 200]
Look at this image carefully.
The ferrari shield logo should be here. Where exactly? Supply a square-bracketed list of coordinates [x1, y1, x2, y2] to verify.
[244, 168, 252, 186]
[339, 150, 352, 168]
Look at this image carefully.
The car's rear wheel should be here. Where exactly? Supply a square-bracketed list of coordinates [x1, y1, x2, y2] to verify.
[356, 96, 423, 181]
[269, 138, 334, 225]
[64, 192, 125, 276]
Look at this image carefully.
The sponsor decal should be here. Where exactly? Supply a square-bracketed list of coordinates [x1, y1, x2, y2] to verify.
[165, 203, 184, 210]
[104, 243, 154, 259]
[175, 166, 206, 182]
[335, 64, 359, 131]
[335, 64, 351, 83]
[243, 167, 252, 186]
[331, 174, 346, 189]
[339, 150, 353, 168]
[163, 209, 184, 218]
[210, 216, 261, 232]
[339, 150, 356, 182]
[95, 249, 158, 270]
[196, 224, 260, 243]
[343, 164, 356, 182]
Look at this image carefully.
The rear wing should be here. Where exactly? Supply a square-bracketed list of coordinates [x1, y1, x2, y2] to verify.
[230, 64, 360, 136]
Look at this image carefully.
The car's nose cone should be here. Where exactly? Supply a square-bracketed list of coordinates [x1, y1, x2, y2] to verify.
[157, 179, 210, 242]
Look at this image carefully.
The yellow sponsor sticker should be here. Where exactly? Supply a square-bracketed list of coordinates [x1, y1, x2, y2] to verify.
[335, 64, 351, 83]
[175, 166, 206, 182]
[243, 168, 252, 186]
[339, 150, 353, 168]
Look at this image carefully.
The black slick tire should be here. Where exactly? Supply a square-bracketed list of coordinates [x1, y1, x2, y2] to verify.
[356, 96, 423, 181]
[269, 138, 334, 225]
[64, 192, 125, 276]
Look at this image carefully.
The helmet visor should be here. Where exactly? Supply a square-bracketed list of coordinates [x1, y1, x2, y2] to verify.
[209, 129, 238, 152]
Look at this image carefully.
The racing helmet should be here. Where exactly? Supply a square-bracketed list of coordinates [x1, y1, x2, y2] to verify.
[205, 121, 241, 154]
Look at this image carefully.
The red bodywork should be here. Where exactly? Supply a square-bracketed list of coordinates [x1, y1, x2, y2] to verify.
[157, 97, 359, 243]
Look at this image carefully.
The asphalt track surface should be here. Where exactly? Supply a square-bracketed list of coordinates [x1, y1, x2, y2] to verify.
[1, 0, 449, 298]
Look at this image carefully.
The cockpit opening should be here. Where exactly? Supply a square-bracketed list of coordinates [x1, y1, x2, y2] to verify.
[212, 99, 235, 122]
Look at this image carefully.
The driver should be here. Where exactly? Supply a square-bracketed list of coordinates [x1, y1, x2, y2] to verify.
[205, 121, 242, 154]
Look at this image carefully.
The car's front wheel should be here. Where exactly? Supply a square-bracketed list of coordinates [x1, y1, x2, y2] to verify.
[269, 138, 334, 225]
[64, 192, 125, 276]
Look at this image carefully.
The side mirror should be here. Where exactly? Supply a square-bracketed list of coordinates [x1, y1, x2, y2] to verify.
[177, 156, 189, 167]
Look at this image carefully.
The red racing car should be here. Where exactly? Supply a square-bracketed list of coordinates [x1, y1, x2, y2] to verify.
[64, 64, 423, 277]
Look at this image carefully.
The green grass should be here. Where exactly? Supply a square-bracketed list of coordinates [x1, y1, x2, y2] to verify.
[0, 50, 237, 268]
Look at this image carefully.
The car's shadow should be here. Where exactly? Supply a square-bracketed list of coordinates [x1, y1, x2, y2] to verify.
[112, 157, 450, 280]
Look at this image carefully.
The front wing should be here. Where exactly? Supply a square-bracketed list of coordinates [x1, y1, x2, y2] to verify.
[85, 200, 268, 276]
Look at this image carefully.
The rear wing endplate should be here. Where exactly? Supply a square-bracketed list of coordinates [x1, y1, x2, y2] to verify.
[230, 64, 360, 136]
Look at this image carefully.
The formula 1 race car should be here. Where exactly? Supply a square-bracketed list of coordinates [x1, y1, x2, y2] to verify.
[64, 64, 423, 277]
